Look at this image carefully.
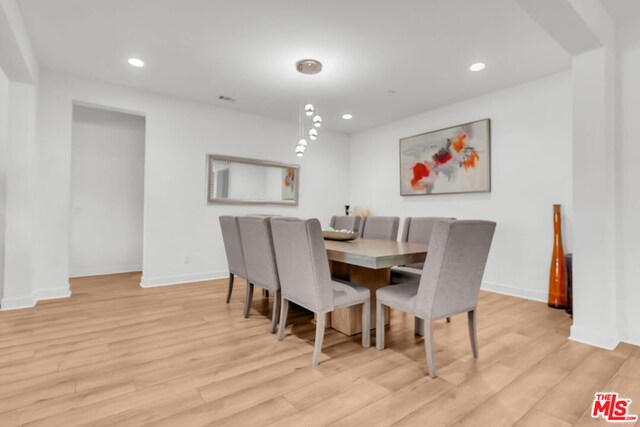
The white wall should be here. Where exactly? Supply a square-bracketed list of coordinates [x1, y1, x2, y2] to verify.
[0, 0, 40, 310]
[569, 47, 619, 349]
[69, 106, 145, 277]
[30, 69, 350, 301]
[0, 0, 39, 84]
[349, 72, 573, 302]
[0, 67, 8, 302]
[619, 24, 640, 346]
[1, 81, 39, 309]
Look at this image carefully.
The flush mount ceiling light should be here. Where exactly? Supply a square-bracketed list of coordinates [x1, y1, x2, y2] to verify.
[342, 114, 353, 120]
[294, 59, 323, 157]
[469, 62, 485, 72]
[128, 57, 145, 68]
[296, 59, 323, 75]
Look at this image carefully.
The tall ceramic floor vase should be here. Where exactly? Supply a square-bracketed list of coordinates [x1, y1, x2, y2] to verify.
[548, 204, 568, 309]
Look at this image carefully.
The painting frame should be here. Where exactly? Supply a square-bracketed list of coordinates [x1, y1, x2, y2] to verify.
[399, 118, 491, 196]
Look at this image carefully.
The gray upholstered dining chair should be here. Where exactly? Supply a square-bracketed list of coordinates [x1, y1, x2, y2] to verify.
[359, 216, 400, 241]
[376, 219, 496, 378]
[219, 216, 248, 304]
[237, 216, 281, 333]
[329, 215, 362, 234]
[270, 217, 371, 366]
[392, 216, 456, 282]
[393, 216, 456, 329]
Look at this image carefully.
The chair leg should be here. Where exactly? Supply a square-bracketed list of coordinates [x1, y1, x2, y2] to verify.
[277, 297, 289, 341]
[312, 313, 326, 366]
[468, 309, 479, 358]
[423, 318, 437, 378]
[243, 283, 254, 318]
[376, 300, 385, 350]
[225, 273, 234, 303]
[415, 317, 424, 337]
[269, 290, 280, 334]
[446, 317, 451, 323]
[361, 299, 371, 348]
[262, 289, 269, 298]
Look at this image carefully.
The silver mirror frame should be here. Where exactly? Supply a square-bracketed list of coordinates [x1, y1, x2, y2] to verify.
[206, 154, 300, 206]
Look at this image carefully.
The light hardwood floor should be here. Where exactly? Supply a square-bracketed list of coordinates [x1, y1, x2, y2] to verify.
[0, 272, 638, 426]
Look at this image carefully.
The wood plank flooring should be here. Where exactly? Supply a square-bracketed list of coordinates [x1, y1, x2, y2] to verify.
[0, 272, 638, 426]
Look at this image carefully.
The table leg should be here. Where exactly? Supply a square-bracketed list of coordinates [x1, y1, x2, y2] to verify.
[329, 261, 391, 336]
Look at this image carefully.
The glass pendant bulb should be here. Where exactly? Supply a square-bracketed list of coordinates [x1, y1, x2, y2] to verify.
[313, 115, 322, 128]
[297, 152, 304, 157]
[298, 138, 308, 147]
[295, 144, 306, 153]
[304, 104, 314, 116]
[308, 128, 318, 140]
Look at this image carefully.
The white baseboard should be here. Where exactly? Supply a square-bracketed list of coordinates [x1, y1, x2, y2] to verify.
[37, 287, 72, 301]
[0, 294, 37, 310]
[70, 264, 142, 278]
[618, 325, 640, 347]
[570, 324, 620, 350]
[140, 270, 229, 288]
[481, 280, 547, 303]
[622, 336, 640, 347]
[1, 286, 72, 311]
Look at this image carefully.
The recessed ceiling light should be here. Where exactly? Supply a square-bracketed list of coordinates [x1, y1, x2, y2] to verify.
[469, 62, 485, 72]
[342, 114, 353, 120]
[128, 58, 145, 68]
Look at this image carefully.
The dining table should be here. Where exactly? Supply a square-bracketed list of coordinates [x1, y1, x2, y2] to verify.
[323, 238, 428, 336]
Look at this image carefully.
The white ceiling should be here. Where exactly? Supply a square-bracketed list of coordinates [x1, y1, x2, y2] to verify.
[18, 0, 571, 133]
[601, 0, 640, 23]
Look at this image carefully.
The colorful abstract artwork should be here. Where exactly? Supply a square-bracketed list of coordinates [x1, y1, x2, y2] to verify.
[282, 167, 296, 200]
[399, 119, 491, 195]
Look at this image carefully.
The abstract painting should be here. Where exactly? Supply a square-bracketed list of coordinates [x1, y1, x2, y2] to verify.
[282, 167, 296, 200]
[399, 119, 491, 195]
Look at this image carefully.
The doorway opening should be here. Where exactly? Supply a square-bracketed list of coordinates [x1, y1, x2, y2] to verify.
[69, 105, 145, 278]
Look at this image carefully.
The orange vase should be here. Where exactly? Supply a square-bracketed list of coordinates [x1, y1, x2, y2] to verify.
[548, 204, 568, 309]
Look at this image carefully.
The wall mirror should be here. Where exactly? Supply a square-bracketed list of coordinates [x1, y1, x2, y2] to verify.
[207, 154, 299, 206]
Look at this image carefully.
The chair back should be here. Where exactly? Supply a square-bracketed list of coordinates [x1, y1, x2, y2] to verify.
[401, 217, 455, 245]
[415, 220, 496, 319]
[237, 216, 280, 292]
[401, 216, 455, 269]
[270, 218, 334, 313]
[330, 215, 362, 233]
[219, 216, 246, 278]
[360, 216, 400, 241]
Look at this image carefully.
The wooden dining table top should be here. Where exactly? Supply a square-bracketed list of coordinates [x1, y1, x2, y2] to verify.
[324, 238, 428, 270]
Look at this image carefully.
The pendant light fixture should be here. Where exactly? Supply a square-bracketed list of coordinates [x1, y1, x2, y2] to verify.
[294, 59, 323, 157]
